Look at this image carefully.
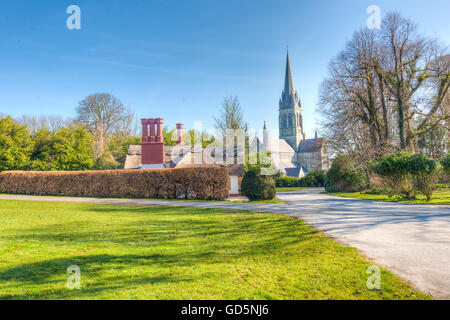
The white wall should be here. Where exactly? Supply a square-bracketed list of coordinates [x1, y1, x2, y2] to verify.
[229, 176, 239, 195]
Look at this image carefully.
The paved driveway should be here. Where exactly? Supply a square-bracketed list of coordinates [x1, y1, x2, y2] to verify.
[1, 190, 449, 299]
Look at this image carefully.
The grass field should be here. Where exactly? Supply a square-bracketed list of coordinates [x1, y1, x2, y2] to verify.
[330, 188, 450, 205]
[276, 187, 311, 192]
[0, 200, 429, 300]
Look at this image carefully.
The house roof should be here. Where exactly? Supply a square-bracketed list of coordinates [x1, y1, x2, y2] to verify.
[124, 144, 245, 175]
[298, 138, 325, 153]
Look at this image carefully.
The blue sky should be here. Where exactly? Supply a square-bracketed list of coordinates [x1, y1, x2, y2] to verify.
[1, 0, 449, 137]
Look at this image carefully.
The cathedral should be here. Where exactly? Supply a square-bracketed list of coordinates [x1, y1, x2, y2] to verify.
[125, 51, 329, 183]
[253, 51, 330, 178]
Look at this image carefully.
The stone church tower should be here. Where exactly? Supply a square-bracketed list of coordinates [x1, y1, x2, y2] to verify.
[279, 51, 306, 150]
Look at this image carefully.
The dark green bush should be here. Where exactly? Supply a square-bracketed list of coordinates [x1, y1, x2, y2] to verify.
[276, 176, 299, 187]
[299, 170, 326, 187]
[324, 155, 369, 193]
[441, 153, 450, 176]
[241, 167, 276, 201]
[371, 152, 438, 201]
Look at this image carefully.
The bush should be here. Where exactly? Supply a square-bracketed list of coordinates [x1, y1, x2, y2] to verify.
[276, 176, 299, 187]
[0, 167, 229, 200]
[324, 155, 368, 193]
[241, 167, 276, 201]
[299, 170, 326, 187]
[441, 154, 450, 176]
[371, 152, 438, 201]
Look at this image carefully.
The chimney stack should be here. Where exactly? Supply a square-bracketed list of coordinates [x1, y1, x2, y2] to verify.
[176, 123, 184, 145]
[141, 118, 165, 166]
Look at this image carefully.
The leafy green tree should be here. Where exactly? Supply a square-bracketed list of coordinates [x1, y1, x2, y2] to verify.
[28, 127, 55, 171]
[106, 135, 141, 169]
[162, 126, 178, 146]
[29, 125, 94, 171]
[0, 116, 32, 171]
[184, 129, 216, 147]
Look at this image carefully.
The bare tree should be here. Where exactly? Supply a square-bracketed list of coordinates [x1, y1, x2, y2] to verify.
[381, 13, 449, 152]
[16, 115, 70, 133]
[318, 28, 396, 163]
[76, 93, 128, 160]
[318, 11, 449, 162]
[213, 96, 245, 138]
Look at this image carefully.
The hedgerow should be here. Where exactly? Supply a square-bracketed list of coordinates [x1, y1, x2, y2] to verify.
[0, 167, 229, 200]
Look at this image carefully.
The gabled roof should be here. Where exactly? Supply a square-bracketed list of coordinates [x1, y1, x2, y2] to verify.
[124, 144, 245, 175]
[250, 137, 296, 154]
[298, 138, 325, 153]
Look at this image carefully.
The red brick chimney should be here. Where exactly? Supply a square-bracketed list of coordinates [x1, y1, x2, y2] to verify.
[176, 123, 184, 145]
[141, 118, 165, 165]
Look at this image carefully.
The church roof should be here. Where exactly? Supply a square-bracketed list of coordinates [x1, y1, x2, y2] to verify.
[298, 138, 325, 153]
[267, 138, 296, 153]
[250, 137, 296, 154]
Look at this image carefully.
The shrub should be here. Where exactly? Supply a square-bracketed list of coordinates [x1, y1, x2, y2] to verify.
[299, 170, 326, 187]
[241, 167, 276, 201]
[370, 151, 415, 199]
[276, 176, 299, 187]
[371, 152, 438, 201]
[324, 155, 368, 193]
[0, 167, 229, 200]
[441, 154, 450, 176]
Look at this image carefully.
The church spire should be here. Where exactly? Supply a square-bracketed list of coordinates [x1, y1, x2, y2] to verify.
[284, 50, 295, 96]
[279, 49, 305, 149]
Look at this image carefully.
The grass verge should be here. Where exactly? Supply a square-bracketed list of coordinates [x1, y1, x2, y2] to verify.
[329, 188, 450, 205]
[0, 200, 430, 300]
[276, 187, 312, 192]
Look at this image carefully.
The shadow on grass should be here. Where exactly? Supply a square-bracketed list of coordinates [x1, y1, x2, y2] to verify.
[0, 205, 322, 299]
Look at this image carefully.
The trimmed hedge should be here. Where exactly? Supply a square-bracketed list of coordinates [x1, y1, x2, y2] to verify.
[241, 168, 276, 201]
[0, 167, 230, 200]
[276, 176, 299, 187]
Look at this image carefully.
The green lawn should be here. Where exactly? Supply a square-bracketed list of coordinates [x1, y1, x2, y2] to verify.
[0, 200, 429, 300]
[330, 188, 450, 205]
[276, 187, 311, 192]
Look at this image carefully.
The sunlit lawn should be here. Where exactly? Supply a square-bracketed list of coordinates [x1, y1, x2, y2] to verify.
[330, 188, 450, 205]
[276, 187, 311, 192]
[0, 200, 430, 300]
